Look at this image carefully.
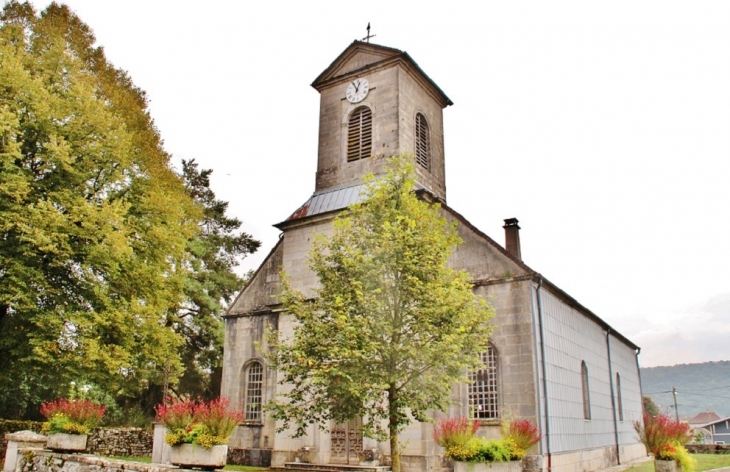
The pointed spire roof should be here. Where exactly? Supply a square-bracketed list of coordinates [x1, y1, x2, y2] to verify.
[311, 40, 453, 108]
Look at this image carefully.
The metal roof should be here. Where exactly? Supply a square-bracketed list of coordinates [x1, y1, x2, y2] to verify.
[284, 180, 428, 222]
[285, 183, 365, 221]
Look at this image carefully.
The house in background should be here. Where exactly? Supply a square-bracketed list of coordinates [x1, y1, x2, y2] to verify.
[221, 40, 646, 472]
[696, 417, 730, 445]
[689, 410, 722, 427]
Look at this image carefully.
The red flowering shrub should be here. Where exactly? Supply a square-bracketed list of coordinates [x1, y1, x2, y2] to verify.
[433, 416, 478, 450]
[40, 399, 105, 434]
[155, 397, 244, 448]
[633, 412, 690, 458]
[193, 397, 243, 440]
[506, 419, 542, 458]
[155, 397, 195, 431]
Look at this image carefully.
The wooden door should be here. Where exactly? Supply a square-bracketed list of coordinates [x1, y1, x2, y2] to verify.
[330, 418, 363, 464]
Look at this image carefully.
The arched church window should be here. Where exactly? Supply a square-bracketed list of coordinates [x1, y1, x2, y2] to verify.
[468, 345, 498, 419]
[415, 112, 430, 169]
[243, 361, 264, 421]
[616, 373, 623, 421]
[347, 106, 372, 162]
[581, 361, 591, 420]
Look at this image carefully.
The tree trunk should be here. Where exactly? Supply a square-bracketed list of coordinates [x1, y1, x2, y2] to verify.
[389, 385, 401, 472]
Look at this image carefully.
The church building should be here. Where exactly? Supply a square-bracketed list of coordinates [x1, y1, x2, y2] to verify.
[221, 40, 646, 472]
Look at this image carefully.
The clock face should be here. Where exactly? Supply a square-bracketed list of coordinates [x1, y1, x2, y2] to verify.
[346, 78, 370, 103]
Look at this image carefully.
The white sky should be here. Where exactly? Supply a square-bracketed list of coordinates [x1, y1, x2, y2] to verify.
[30, 1, 730, 368]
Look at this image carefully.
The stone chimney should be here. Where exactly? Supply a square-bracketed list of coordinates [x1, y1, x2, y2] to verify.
[503, 218, 521, 260]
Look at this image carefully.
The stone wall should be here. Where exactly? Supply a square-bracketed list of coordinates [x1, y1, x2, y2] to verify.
[13, 449, 173, 472]
[87, 428, 152, 458]
[0, 421, 152, 461]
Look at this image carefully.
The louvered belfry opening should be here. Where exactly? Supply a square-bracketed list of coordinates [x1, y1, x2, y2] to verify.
[347, 106, 372, 162]
[415, 112, 430, 169]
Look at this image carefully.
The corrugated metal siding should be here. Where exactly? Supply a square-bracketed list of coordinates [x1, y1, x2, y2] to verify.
[532, 285, 641, 453]
[609, 336, 643, 445]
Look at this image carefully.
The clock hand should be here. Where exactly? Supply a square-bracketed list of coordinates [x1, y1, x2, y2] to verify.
[352, 81, 360, 92]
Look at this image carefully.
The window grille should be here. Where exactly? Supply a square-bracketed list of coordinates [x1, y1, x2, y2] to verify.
[415, 113, 430, 169]
[468, 346, 498, 419]
[347, 106, 372, 162]
[616, 373, 623, 421]
[582, 361, 591, 420]
[244, 361, 264, 421]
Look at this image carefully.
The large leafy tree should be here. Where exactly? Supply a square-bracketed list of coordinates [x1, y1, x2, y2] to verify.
[643, 395, 660, 417]
[266, 155, 495, 472]
[175, 159, 260, 400]
[0, 2, 199, 418]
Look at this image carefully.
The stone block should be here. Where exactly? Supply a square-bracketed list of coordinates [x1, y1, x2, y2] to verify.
[3, 431, 46, 472]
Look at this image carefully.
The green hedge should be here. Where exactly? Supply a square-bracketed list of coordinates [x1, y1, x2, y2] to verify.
[0, 419, 44, 435]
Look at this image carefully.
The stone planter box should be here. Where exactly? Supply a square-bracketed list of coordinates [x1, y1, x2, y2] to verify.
[46, 433, 87, 452]
[454, 460, 523, 472]
[169, 444, 228, 469]
[655, 459, 681, 472]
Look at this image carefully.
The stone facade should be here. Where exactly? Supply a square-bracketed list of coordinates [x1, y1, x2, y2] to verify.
[310, 42, 449, 201]
[221, 40, 645, 472]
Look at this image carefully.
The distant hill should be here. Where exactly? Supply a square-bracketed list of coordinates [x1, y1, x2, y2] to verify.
[641, 361, 730, 419]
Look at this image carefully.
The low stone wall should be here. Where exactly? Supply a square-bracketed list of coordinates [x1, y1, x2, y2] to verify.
[1, 422, 152, 461]
[686, 444, 730, 454]
[14, 449, 175, 472]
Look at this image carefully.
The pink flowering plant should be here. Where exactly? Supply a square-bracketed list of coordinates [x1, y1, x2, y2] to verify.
[40, 399, 106, 435]
[155, 397, 244, 449]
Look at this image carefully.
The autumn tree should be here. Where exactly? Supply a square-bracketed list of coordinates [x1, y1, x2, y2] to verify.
[0, 2, 199, 418]
[266, 155, 495, 472]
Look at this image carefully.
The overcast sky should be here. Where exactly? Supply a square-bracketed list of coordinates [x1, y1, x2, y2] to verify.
[31, 1, 730, 368]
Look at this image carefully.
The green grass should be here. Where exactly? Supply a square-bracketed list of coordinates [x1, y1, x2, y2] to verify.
[104, 456, 152, 463]
[693, 454, 730, 470]
[624, 454, 730, 472]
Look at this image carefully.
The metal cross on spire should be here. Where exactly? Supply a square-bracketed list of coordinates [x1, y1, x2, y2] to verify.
[362, 22, 376, 43]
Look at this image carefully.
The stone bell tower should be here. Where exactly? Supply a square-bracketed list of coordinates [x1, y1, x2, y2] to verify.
[309, 40, 453, 202]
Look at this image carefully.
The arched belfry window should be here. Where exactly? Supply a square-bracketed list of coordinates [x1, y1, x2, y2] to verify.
[415, 112, 430, 169]
[347, 106, 372, 162]
[581, 361, 591, 420]
[468, 345, 498, 419]
[243, 361, 264, 421]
